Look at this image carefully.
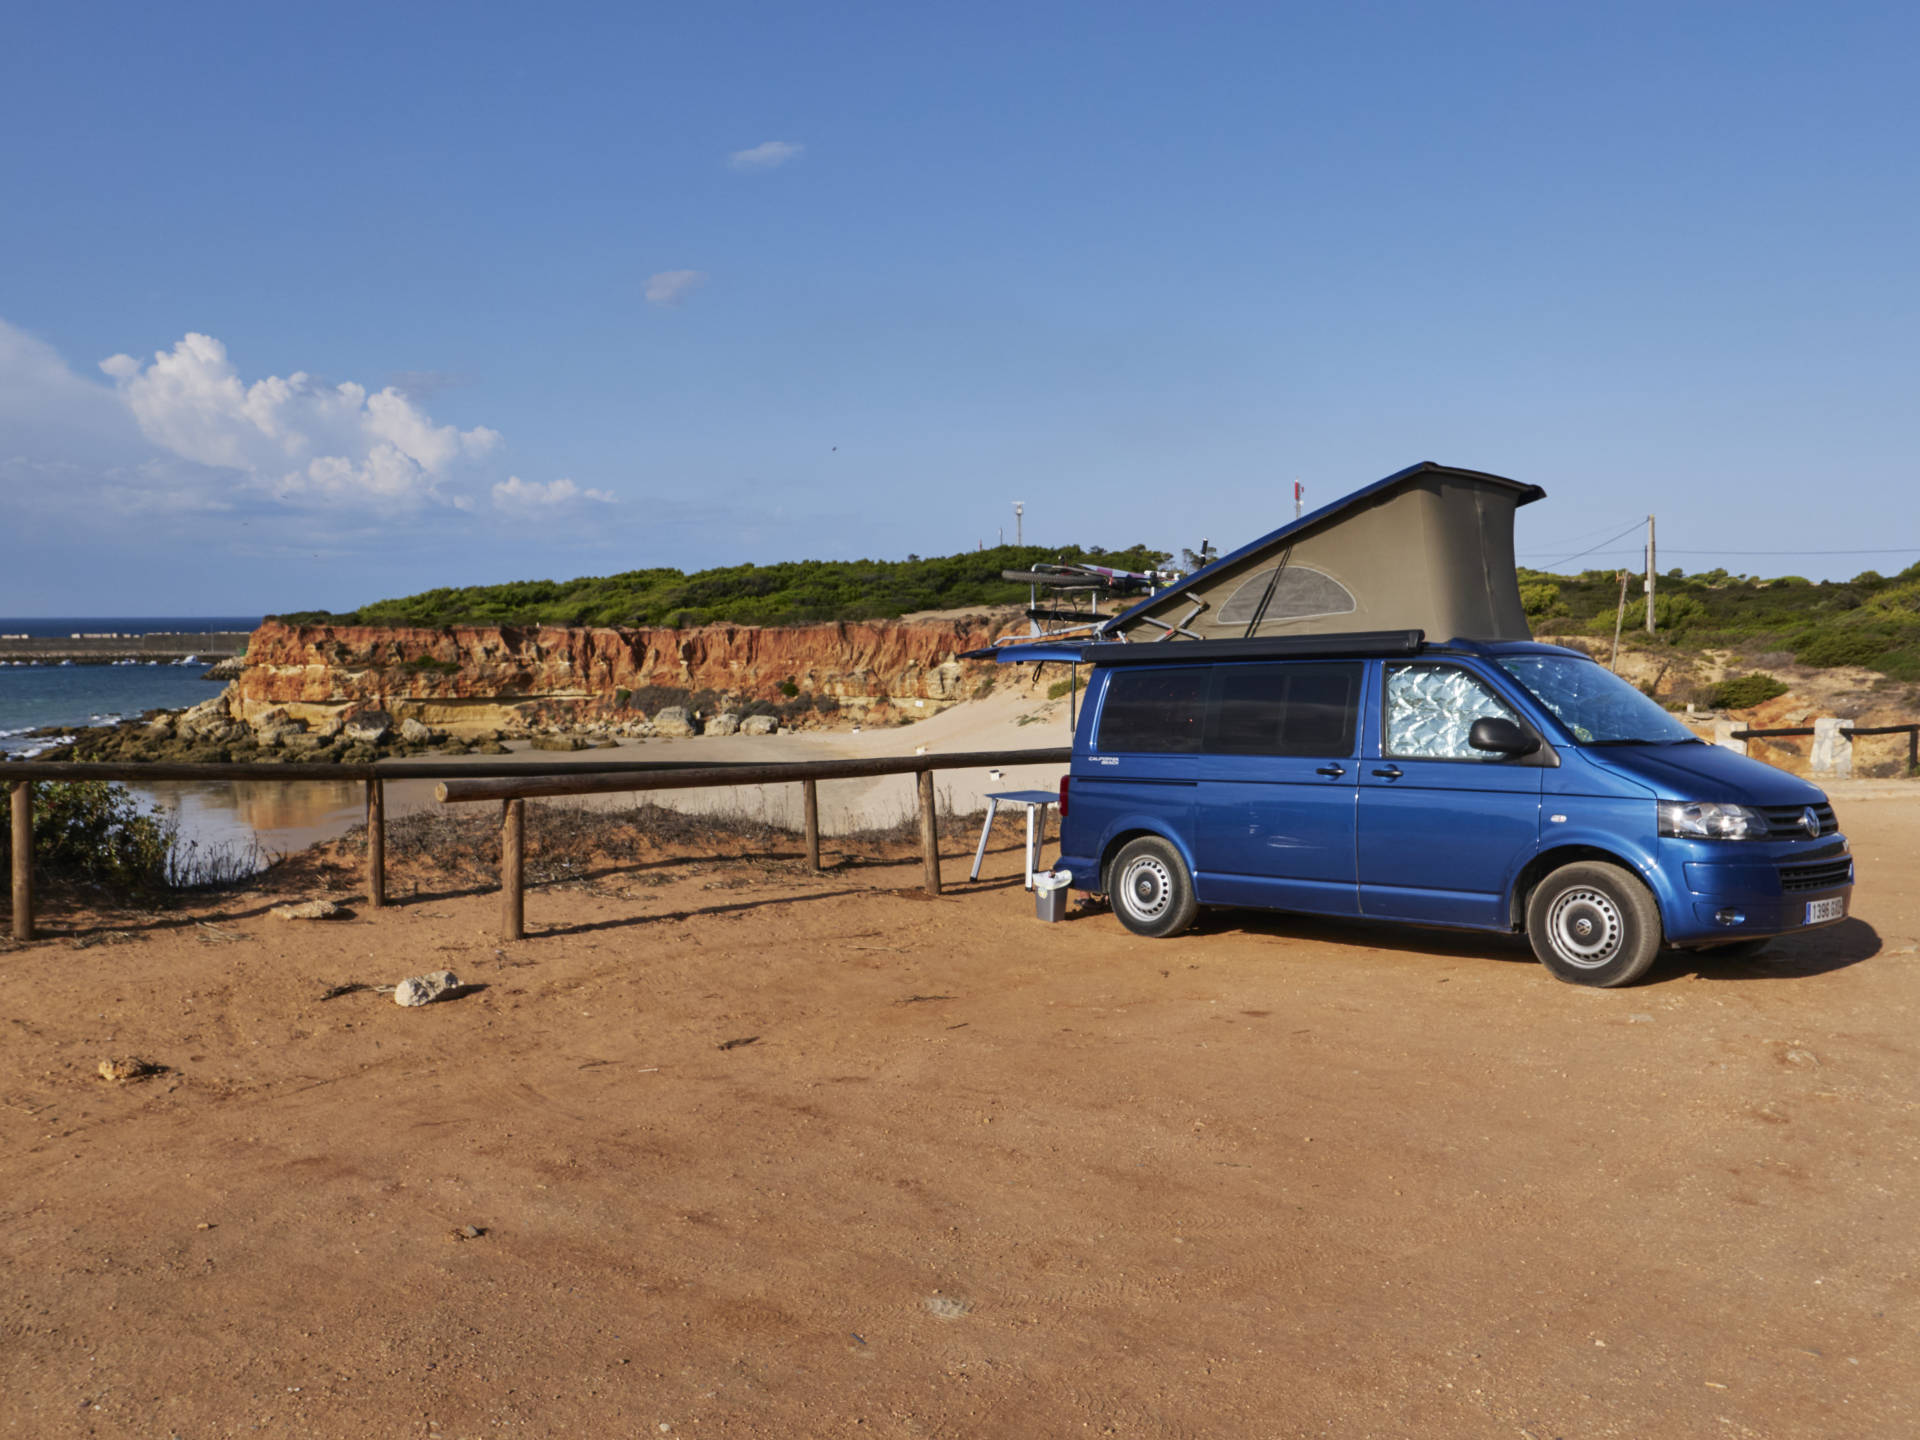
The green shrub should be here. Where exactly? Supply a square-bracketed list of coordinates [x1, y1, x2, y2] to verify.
[1793, 631, 1888, 669]
[274, 542, 1173, 631]
[777, 679, 800, 698]
[612, 687, 633, 709]
[1709, 674, 1789, 710]
[1518, 579, 1565, 620]
[0, 781, 175, 892]
[1047, 676, 1080, 700]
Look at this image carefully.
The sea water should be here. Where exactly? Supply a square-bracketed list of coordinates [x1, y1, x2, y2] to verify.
[0, 617, 376, 858]
[0, 618, 259, 753]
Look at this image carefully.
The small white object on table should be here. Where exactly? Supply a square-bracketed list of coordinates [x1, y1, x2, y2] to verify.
[970, 788, 1060, 890]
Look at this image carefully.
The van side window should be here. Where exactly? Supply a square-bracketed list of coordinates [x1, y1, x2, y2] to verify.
[1384, 664, 1523, 760]
[1098, 667, 1209, 753]
[1208, 663, 1361, 756]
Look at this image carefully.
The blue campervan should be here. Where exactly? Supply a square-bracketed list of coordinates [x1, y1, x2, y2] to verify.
[1053, 630, 1852, 986]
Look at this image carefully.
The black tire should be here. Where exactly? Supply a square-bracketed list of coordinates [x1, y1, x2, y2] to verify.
[1107, 836, 1200, 939]
[1525, 861, 1663, 988]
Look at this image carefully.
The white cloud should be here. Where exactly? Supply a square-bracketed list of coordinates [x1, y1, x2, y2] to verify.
[645, 269, 707, 307]
[95, 332, 503, 509]
[728, 140, 804, 172]
[492, 476, 615, 509]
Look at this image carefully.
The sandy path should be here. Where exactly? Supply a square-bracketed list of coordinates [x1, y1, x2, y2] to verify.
[2, 797, 1917, 1436]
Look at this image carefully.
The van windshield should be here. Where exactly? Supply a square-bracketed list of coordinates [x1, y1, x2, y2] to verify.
[1496, 655, 1697, 745]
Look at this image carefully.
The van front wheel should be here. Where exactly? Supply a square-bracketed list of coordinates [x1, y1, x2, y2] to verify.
[1525, 861, 1662, 987]
[1108, 837, 1199, 939]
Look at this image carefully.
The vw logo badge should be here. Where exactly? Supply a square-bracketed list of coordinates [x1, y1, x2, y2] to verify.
[1801, 807, 1821, 838]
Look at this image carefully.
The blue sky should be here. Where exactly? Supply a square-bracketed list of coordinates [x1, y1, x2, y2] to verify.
[2, 1, 1914, 614]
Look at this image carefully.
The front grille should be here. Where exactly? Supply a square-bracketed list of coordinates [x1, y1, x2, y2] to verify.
[1762, 802, 1837, 839]
[1779, 857, 1853, 893]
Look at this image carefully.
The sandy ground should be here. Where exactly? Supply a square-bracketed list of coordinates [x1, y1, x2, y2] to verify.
[3, 795, 1918, 1439]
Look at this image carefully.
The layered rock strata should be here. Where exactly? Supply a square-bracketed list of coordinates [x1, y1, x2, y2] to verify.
[224, 616, 1013, 736]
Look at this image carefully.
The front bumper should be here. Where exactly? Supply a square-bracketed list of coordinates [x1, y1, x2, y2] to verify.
[1665, 841, 1854, 945]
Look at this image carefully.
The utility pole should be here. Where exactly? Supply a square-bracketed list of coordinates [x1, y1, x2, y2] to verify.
[1013, 501, 1024, 548]
[1610, 571, 1631, 671]
[1645, 515, 1657, 635]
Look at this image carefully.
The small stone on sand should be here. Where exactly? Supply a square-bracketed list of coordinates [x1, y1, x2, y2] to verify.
[394, 970, 460, 1007]
[271, 900, 343, 921]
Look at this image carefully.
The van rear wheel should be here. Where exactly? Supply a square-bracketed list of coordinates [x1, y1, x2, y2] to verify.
[1526, 861, 1662, 988]
[1108, 837, 1199, 939]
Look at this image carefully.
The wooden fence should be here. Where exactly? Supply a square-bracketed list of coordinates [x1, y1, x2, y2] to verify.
[4, 749, 1072, 943]
[1731, 722, 1920, 773]
[433, 748, 1072, 939]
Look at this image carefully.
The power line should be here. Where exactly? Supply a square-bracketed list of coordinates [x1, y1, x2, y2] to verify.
[1527, 519, 1649, 572]
[1516, 517, 1645, 554]
[1520, 545, 1920, 562]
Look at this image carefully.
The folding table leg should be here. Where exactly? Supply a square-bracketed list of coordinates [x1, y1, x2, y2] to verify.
[969, 798, 999, 881]
[1024, 804, 1037, 890]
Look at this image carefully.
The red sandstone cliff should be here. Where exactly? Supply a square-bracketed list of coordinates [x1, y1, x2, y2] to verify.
[228, 616, 1017, 731]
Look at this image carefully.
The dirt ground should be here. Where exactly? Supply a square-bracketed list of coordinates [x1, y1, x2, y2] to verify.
[4, 795, 1919, 1439]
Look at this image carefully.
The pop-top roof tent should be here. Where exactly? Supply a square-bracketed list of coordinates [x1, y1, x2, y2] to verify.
[988, 461, 1546, 662]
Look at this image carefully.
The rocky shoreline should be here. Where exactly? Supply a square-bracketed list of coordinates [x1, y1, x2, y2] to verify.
[15, 692, 812, 766]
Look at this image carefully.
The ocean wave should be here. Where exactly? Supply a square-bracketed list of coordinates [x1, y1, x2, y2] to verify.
[5, 735, 77, 758]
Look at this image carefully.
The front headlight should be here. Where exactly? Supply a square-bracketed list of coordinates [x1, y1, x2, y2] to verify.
[1658, 800, 1770, 841]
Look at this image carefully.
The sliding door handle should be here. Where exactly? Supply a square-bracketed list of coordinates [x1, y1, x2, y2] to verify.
[1315, 764, 1346, 777]
[1371, 765, 1404, 779]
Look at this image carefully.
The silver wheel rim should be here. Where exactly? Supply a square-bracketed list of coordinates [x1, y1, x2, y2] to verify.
[1118, 855, 1174, 923]
[1546, 886, 1624, 969]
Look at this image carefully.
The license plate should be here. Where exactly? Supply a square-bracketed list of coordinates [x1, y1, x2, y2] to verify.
[1805, 897, 1846, 924]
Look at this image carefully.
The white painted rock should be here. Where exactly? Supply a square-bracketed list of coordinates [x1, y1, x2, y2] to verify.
[394, 970, 460, 1007]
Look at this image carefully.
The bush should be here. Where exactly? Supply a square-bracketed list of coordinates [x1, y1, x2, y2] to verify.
[1794, 631, 1888, 669]
[0, 781, 174, 892]
[1047, 676, 1080, 700]
[1709, 674, 1789, 710]
[1518, 579, 1565, 621]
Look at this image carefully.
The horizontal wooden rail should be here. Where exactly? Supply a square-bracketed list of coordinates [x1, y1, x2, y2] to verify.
[432, 748, 1071, 804]
[0, 757, 760, 783]
[1733, 723, 1919, 739]
[436, 746, 1073, 939]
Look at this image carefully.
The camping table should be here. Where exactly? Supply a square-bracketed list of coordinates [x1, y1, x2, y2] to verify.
[970, 789, 1059, 890]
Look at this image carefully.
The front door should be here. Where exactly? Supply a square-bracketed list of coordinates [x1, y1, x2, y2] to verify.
[1357, 662, 1543, 928]
[1194, 661, 1364, 916]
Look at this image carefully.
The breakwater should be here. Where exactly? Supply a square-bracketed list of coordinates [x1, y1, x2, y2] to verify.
[0, 632, 253, 665]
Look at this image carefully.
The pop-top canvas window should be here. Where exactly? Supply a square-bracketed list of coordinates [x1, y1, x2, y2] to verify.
[1208, 663, 1361, 756]
[1098, 668, 1209, 753]
[1216, 565, 1357, 628]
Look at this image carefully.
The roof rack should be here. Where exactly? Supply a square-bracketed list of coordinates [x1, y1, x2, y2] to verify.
[1080, 630, 1426, 666]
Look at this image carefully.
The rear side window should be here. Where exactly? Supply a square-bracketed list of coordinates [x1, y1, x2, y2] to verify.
[1208, 662, 1362, 756]
[1097, 667, 1209, 753]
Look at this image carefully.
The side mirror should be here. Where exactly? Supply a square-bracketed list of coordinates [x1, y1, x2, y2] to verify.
[1469, 715, 1539, 757]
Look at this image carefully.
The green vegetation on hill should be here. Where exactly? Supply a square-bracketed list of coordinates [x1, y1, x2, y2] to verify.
[1519, 563, 1920, 681]
[274, 543, 1920, 684]
[275, 544, 1171, 630]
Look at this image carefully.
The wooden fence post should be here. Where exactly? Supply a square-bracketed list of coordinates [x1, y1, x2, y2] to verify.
[802, 778, 821, 872]
[501, 798, 525, 941]
[10, 781, 30, 942]
[917, 769, 941, 896]
[365, 777, 385, 909]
